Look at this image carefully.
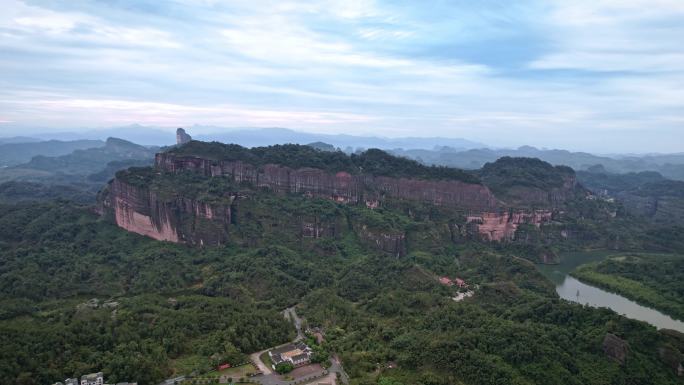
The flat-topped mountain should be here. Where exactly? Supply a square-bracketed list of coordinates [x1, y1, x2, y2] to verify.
[100, 141, 590, 253]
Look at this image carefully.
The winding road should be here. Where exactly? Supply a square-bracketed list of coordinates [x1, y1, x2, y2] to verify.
[250, 306, 349, 385]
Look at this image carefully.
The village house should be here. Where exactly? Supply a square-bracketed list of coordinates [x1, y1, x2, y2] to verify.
[268, 341, 313, 368]
[439, 276, 468, 288]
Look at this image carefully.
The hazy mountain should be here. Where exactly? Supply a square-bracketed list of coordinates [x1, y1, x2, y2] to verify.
[197, 127, 486, 150]
[9, 125, 684, 180]
[0, 137, 158, 202]
[22, 125, 485, 149]
[0, 136, 41, 144]
[19, 137, 158, 175]
[391, 145, 684, 181]
[34, 124, 176, 146]
[576, 168, 667, 195]
[0, 139, 104, 167]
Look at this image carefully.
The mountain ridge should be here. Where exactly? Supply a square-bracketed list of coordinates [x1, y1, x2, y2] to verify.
[100, 141, 586, 250]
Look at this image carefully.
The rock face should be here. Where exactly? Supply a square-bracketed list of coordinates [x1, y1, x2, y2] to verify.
[466, 210, 553, 241]
[603, 333, 630, 365]
[618, 192, 684, 225]
[102, 150, 577, 249]
[356, 225, 406, 257]
[176, 128, 192, 145]
[106, 178, 234, 245]
[154, 153, 498, 210]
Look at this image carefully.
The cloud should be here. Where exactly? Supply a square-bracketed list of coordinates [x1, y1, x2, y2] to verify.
[0, 0, 682, 152]
[530, 1, 684, 73]
[0, 94, 375, 128]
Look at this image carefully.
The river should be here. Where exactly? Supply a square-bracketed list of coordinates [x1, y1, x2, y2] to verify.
[537, 251, 684, 333]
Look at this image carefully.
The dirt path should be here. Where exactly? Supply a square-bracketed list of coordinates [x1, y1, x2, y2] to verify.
[283, 306, 304, 341]
[250, 349, 273, 375]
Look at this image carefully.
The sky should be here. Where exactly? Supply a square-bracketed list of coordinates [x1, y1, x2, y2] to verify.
[0, 0, 683, 153]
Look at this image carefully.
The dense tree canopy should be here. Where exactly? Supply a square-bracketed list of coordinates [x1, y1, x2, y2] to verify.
[1, 181, 683, 384]
[168, 142, 481, 183]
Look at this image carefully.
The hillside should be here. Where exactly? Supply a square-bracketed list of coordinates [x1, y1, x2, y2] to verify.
[3, 198, 684, 385]
[479, 157, 582, 207]
[0, 138, 157, 204]
[617, 180, 684, 225]
[577, 169, 666, 195]
[1, 139, 683, 384]
[19, 137, 157, 175]
[101, 141, 598, 251]
[577, 169, 684, 225]
[0, 139, 103, 167]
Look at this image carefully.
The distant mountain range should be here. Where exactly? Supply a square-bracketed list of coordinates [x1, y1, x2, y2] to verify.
[2, 125, 683, 180]
[196, 127, 486, 150]
[390, 145, 684, 181]
[0, 136, 42, 144]
[0, 138, 158, 203]
[6, 125, 485, 149]
[0, 139, 104, 167]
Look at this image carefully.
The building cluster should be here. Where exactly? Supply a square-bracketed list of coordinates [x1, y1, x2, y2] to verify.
[439, 276, 468, 288]
[268, 341, 312, 368]
[51, 371, 136, 385]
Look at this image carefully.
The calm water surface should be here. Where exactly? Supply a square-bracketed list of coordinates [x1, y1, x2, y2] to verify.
[537, 251, 684, 333]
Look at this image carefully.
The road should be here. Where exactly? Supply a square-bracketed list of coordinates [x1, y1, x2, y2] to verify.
[250, 306, 349, 385]
[329, 355, 349, 385]
[283, 306, 304, 341]
[250, 348, 273, 375]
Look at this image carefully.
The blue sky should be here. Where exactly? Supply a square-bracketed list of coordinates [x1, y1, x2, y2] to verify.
[0, 0, 683, 152]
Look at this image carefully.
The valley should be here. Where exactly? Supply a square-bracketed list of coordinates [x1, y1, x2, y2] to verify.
[538, 251, 684, 332]
[2, 138, 684, 385]
[4, 2, 684, 384]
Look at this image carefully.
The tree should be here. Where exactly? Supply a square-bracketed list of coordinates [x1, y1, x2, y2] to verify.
[275, 362, 294, 374]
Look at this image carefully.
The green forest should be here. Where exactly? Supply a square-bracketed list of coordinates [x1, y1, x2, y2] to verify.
[1, 195, 683, 385]
[168, 142, 481, 183]
[2, 145, 684, 385]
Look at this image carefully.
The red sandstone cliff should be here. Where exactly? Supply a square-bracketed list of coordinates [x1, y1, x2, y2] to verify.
[154, 153, 498, 210]
[102, 152, 569, 248]
[466, 210, 553, 241]
[105, 178, 234, 246]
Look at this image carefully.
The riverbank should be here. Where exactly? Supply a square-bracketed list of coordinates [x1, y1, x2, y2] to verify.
[571, 254, 684, 322]
[537, 250, 684, 332]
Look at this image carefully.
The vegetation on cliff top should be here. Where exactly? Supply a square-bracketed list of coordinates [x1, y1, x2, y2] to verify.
[480, 157, 575, 192]
[576, 169, 666, 194]
[166, 141, 482, 183]
[627, 180, 684, 198]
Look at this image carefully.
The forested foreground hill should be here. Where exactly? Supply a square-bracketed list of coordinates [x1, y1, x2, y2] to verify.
[1, 202, 683, 385]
